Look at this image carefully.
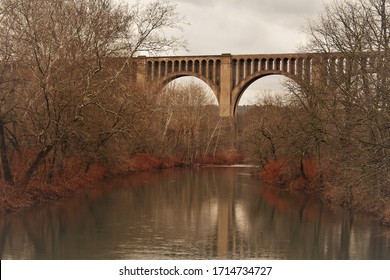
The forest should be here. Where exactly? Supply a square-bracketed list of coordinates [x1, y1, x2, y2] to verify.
[0, 0, 389, 224]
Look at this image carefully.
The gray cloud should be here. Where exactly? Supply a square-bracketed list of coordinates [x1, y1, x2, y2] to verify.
[166, 0, 327, 55]
[127, 0, 329, 55]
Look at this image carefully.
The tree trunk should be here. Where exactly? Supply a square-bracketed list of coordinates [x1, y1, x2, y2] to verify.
[0, 121, 13, 185]
[20, 145, 53, 187]
[47, 145, 57, 183]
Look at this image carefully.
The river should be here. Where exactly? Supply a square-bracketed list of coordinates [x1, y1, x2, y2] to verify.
[1, 167, 389, 259]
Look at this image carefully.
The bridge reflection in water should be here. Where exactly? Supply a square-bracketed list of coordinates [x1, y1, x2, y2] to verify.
[0, 167, 389, 259]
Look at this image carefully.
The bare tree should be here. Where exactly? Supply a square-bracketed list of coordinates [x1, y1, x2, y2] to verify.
[301, 0, 390, 208]
[0, 0, 186, 187]
[157, 82, 222, 163]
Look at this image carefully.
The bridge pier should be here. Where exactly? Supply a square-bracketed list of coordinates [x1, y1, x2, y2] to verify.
[135, 56, 147, 86]
[219, 54, 234, 118]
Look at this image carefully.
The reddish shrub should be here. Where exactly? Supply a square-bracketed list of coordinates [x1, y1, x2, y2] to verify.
[260, 157, 318, 189]
[160, 156, 187, 168]
[302, 158, 317, 181]
[131, 153, 163, 171]
[260, 159, 292, 186]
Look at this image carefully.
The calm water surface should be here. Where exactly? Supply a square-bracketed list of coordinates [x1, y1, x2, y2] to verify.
[1, 167, 390, 259]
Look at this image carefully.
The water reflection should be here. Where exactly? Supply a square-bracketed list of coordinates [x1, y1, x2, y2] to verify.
[0, 167, 389, 259]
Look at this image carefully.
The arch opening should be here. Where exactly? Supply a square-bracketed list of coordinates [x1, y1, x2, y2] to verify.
[194, 60, 200, 73]
[201, 60, 207, 76]
[167, 61, 173, 74]
[188, 60, 193, 72]
[181, 60, 186, 71]
[246, 59, 252, 78]
[160, 76, 219, 106]
[160, 61, 166, 78]
[208, 60, 214, 81]
[254, 59, 259, 72]
[147, 61, 152, 79]
[234, 75, 300, 163]
[153, 61, 159, 79]
[174, 60, 179, 72]
[239, 59, 245, 81]
[234, 74, 298, 116]
[215, 60, 221, 86]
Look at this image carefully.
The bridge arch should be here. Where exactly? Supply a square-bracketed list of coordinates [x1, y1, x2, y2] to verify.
[159, 73, 220, 103]
[232, 70, 300, 116]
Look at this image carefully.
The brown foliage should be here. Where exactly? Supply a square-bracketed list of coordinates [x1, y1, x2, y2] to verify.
[259, 159, 291, 186]
[130, 153, 164, 171]
[259, 157, 318, 191]
[0, 152, 189, 214]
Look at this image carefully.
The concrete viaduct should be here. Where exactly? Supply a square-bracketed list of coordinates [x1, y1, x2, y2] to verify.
[134, 52, 377, 117]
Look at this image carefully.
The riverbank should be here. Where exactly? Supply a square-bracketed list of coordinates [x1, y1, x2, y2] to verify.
[3, 152, 389, 226]
[258, 158, 390, 226]
[0, 152, 245, 215]
[0, 153, 186, 215]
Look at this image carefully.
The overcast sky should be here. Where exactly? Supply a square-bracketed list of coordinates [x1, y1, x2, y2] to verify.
[166, 0, 330, 55]
[132, 0, 332, 104]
